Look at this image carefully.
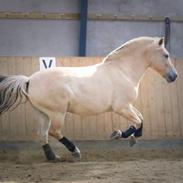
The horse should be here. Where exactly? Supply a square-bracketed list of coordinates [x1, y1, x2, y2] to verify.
[0, 37, 177, 161]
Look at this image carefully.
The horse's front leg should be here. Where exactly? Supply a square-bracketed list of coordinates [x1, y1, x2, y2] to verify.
[111, 104, 143, 146]
[49, 113, 81, 159]
[131, 105, 143, 138]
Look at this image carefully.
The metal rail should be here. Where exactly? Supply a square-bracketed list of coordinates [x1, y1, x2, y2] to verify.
[89, 14, 183, 22]
[0, 11, 182, 22]
[0, 12, 80, 20]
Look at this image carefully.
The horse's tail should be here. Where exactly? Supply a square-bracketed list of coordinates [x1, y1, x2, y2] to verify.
[0, 75, 30, 114]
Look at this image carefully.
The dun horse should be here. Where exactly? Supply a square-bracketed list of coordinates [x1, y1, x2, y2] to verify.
[0, 37, 177, 161]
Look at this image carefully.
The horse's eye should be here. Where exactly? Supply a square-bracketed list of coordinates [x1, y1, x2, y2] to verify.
[164, 54, 169, 58]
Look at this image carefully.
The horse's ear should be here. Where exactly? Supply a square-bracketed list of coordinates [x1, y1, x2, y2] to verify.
[158, 37, 164, 46]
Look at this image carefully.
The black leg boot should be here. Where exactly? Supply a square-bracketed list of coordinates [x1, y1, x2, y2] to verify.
[134, 123, 143, 137]
[121, 126, 138, 147]
[59, 137, 81, 158]
[121, 126, 137, 138]
[110, 126, 137, 140]
[42, 144, 56, 161]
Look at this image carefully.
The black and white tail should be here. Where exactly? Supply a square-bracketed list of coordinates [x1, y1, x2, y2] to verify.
[0, 75, 29, 114]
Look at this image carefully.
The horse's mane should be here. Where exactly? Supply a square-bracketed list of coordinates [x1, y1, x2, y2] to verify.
[103, 37, 157, 62]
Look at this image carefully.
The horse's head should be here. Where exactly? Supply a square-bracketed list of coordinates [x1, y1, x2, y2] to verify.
[147, 37, 177, 82]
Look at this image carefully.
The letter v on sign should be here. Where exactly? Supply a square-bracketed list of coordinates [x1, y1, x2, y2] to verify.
[39, 57, 56, 71]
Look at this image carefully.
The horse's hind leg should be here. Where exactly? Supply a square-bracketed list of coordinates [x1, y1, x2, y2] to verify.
[49, 113, 81, 159]
[35, 109, 59, 161]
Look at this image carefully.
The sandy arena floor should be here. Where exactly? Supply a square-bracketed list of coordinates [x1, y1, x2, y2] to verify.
[0, 160, 183, 183]
[0, 140, 182, 183]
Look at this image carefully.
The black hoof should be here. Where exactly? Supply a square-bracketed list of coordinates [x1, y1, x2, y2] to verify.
[130, 135, 137, 147]
[72, 147, 81, 159]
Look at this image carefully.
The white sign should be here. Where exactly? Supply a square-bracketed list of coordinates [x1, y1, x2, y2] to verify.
[39, 57, 56, 71]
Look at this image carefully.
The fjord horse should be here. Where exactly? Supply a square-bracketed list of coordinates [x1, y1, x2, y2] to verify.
[0, 37, 177, 161]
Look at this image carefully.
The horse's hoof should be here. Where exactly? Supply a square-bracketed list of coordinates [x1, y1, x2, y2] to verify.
[130, 135, 137, 147]
[53, 154, 64, 162]
[47, 154, 63, 162]
[72, 147, 81, 159]
[110, 130, 122, 140]
[55, 154, 61, 161]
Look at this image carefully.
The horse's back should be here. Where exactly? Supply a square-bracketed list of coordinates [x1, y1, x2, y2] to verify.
[27, 66, 114, 114]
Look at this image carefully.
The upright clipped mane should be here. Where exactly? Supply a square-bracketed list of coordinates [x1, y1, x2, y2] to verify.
[103, 37, 156, 62]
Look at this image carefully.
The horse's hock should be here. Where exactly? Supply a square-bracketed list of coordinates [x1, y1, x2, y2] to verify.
[0, 57, 182, 141]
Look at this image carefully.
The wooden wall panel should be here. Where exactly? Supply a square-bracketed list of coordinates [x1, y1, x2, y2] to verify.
[0, 57, 182, 140]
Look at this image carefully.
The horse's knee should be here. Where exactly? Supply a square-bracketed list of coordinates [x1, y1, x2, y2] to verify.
[131, 116, 143, 129]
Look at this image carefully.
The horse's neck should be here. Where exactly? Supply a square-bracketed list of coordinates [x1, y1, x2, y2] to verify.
[106, 56, 149, 86]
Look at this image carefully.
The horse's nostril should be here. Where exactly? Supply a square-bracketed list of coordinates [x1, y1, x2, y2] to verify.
[173, 73, 178, 81]
[168, 74, 177, 82]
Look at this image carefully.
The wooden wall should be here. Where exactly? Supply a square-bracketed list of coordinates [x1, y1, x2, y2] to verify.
[0, 57, 183, 140]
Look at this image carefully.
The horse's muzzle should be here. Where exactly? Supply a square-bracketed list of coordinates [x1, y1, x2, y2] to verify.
[165, 68, 178, 83]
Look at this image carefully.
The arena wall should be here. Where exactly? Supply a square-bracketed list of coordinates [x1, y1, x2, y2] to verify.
[0, 57, 182, 140]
